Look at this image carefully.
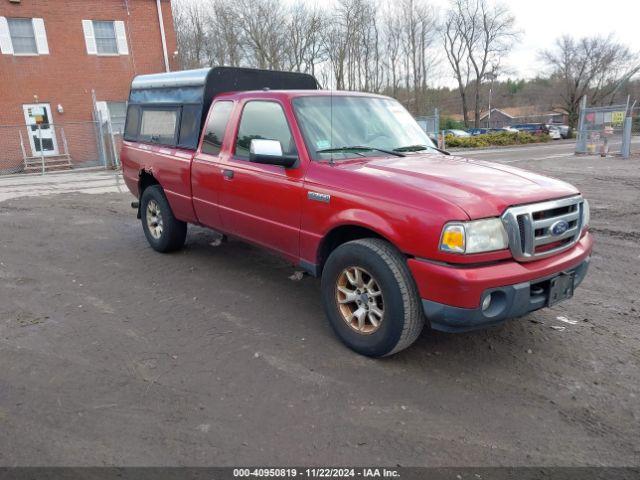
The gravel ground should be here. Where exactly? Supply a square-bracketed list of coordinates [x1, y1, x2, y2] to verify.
[0, 152, 638, 466]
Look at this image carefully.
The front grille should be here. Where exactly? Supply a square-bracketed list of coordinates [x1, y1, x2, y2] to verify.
[517, 215, 527, 251]
[502, 196, 585, 262]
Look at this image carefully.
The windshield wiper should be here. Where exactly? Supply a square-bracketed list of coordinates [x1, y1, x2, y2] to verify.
[316, 146, 405, 158]
[393, 144, 429, 152]
[393, 144, 451, 155]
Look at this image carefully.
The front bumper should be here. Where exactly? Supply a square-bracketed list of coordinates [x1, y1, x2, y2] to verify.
[422, 258, 589, 332]
[407, 232, 593, 332]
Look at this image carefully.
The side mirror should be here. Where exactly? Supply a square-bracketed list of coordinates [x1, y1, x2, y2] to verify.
[249, 139, 297, 168]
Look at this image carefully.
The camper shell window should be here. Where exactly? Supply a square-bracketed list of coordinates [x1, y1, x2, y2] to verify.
[124, 66, 318, 150]
[139, 108, 180, 145]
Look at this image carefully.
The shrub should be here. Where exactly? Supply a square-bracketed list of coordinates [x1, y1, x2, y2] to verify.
[440, 116, 467, 131]
[444, 131, 551, 148]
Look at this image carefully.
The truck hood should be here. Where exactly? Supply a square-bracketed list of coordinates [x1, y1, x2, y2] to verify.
[351, 153, 579, 219]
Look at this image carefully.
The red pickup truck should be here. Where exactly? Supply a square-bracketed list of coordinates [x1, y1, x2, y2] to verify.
[121, 67, 592, 357]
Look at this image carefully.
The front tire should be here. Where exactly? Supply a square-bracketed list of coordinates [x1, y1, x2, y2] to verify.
[321, 238, 424, 357]
[140, 185, 187, 253]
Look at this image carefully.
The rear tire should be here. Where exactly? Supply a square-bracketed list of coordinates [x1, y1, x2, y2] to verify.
[140, 185, 187, 253]
[321, 238, 424, 357]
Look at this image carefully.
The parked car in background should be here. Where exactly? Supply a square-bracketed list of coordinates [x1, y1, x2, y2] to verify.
[547, 125, 562, 140]
[512, 123, 550, 135]
[469, 127, 519, 136]
[467, 128, 489, 136]
[555, 125, 570, 139]
[444, 129, 471, 137]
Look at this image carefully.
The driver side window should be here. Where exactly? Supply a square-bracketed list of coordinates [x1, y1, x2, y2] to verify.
[235, 101, 296, 160]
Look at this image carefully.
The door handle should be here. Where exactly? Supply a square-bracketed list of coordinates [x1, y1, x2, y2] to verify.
[222, 169, 234, 180]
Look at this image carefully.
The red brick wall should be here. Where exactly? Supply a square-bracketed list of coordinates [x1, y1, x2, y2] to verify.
[0, 0, 178, 126]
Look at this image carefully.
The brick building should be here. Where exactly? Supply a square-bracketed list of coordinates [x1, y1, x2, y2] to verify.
[0, 0, 178, 172]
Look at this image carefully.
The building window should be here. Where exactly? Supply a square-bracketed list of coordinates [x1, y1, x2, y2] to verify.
[0, 17, 49, 56]
[107, 102, 127, 134]
[93, 21, 118, 55]
[7, 18, 36, 54]
[95, 101, 128, 134]
[82, 20, 128, 56]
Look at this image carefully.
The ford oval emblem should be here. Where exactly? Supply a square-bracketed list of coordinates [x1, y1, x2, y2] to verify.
[550, 220, 569, 236]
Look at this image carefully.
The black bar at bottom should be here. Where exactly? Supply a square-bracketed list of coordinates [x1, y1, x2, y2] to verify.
[0, 467, 638, 480]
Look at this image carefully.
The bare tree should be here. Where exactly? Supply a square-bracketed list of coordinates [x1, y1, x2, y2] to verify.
[399, 0, 438, 113]
[210, 0, 245, 67]
[172, 0, 441, 97]
[377, 0, 438, 113]
[286, 3, 328, 75]
[171, 0, 443, 114]
[466, 0, 515, 127]
[382, 6, 403, 97]
[541, 35, 640, 127]
[228, 0, 289, 70]
[324, 6, 351, 89]
[172, 0, 210, 69]
[324, 0, 369, 90]
[443, 8, 471, 125]
[443, 0, 517, 127]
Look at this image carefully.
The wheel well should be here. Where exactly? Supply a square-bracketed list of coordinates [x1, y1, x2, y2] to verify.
[318, 225, 386, 271]
[138, 170, 159, 198]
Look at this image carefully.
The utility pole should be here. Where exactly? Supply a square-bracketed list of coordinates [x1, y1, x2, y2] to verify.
[485, 71, 497, 128]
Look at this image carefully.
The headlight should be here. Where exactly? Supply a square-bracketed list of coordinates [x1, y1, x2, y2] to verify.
[582, 199, 590, 229]
[440, 218, 509, 254]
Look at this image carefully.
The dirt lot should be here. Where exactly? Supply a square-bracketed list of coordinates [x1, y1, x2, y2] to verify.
[0, 153, 639, 466]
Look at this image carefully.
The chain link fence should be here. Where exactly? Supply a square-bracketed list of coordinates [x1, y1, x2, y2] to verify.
[0, 90, 123, 176]
[575, 97, 635, 157]
[415, 108, 440, 144]
[630, 105, 640, 137]
[0, 119, 120, 176]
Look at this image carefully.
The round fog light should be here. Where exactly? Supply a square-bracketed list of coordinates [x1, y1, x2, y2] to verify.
[482, 294, 492, 312]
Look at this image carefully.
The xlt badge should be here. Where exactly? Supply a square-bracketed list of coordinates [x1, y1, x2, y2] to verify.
[307, 191, 331, 203]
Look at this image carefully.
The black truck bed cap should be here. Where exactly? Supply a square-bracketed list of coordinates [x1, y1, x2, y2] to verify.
[131, 66, 318, 93]
[126, 67, 318, 150]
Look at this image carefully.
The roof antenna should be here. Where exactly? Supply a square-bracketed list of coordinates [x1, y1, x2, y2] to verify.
[329, 79, 334, 166]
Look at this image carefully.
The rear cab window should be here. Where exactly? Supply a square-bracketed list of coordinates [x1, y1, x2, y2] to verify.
[201, 101, 234, 156]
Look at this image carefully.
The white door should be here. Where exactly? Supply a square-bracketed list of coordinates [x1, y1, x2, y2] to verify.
[23, 103, 59, 156]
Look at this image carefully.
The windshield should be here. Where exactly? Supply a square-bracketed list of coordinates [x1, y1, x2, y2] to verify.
[292, 95, 436, 161]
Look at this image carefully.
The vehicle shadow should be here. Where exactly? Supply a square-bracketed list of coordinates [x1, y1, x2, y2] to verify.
[177, 226, 543, 370]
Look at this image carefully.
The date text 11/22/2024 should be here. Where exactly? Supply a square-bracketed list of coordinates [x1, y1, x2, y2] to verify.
[233, 468, 400, 478]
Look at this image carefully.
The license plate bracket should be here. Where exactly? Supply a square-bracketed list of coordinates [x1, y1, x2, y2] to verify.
[547, 272, 575, 306]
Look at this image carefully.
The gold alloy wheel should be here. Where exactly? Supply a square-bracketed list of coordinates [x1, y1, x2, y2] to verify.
[336, 266, 384, 334]
[146, 199, 164, 239]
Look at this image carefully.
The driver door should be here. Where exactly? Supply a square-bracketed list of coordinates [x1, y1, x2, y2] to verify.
[217, 100, 305, 261]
